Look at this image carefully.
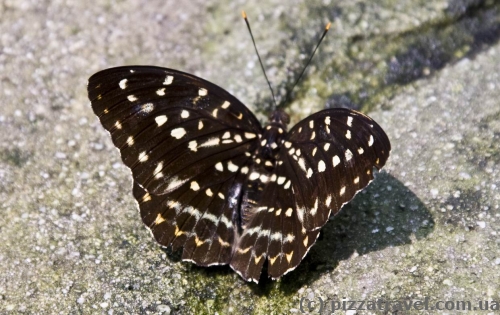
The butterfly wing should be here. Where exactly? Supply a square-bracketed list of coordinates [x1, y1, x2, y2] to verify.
[88, 66, 263, 266]
[230, 108, 390, 281]
[284, 108, 390, 230]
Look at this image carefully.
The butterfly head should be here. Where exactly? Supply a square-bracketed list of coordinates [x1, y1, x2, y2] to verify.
[258, 110, 289, 165]
[269, 109, 290, 126]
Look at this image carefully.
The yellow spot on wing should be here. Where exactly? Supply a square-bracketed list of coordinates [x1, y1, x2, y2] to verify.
[237, 247, 252, 254]
[254, 255, 263, 264]
[218, 237, 231, 247]
[195, 235, 205, 247]
[154, 213, 165, 225]
[174, 225, 186, 237]
[286, 251, 294, 263]
[269, 255, 279, 265]
[142, 192, 151, 202]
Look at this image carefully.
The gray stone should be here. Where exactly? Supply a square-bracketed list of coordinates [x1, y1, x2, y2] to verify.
[1, 1, 499, 314]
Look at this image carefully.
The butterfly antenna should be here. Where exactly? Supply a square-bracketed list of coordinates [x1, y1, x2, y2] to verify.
[284, 21, 331, 106]
[242, 11, 277, 108]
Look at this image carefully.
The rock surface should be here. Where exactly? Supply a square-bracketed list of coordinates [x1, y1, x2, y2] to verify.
[1, 0, 499, 314]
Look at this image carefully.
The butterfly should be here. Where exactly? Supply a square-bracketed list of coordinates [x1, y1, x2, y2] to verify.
[87, 65, 390, 283]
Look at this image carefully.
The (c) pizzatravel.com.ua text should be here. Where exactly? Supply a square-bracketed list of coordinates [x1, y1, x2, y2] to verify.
[299, 297, 500, 313]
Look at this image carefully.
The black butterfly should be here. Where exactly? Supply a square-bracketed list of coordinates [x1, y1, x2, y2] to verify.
[88, 65, 390, 283]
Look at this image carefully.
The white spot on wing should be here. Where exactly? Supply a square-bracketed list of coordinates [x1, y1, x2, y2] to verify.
[215, 162, 223, 172]
[333, 155, 340, 167]
[306, 168, 313, 178]
[245, 132, 256, 139]
[249, 172, 260, 181]
[346, 130, 351, 139]
[199, 88, 208, 96]
[155, 115, 167, 126]
[297, 207, 305, 223]
[345, 149, 353, 161]
[127, 95, 137, 102]
[318, 160, 326, 172]
[198, 121, 204, 130]
[201, 212, 218, 223]
[188, 140, 197, 152]
[368, 135, 374, 147]
[340, 186, 346, 196]
[298, 158, 307, 172]
[199, 137, 220, 147]
[154, 161, 163, 176]
[166, 177, 188, 192]
[347, 116, 353, 127]
[205, 188, 213, 197]
[119, 79, 127, 89]
[259, 174, 269, 183]
[163, 75, 173, 85]
[115, 121, 122, 129]
[221, 101, 230, 109]
[270, 232, 282, 241]
[171, 128, 186, 139]
[284, 180, 291, 189]
[358, 147, 364, 155]
[227, 161, 239, 172]
[141, 103, 154, 113]
[190, 181, 200, 191]
[181, 110, 189, 118]
[309, 120, 314, 128]
[325, 195, 332, 207]
[221, 216, 233, 228]
[126, 136, 134, 146]
[138, 151, 148, 162]
[156, 88, 166, 96]
[277, 176, 286, 185]
[324, 143, 330, 151]
[310, 198, 319, 216]
[325, 116, 331, 125]
[285, 208, 293, 217]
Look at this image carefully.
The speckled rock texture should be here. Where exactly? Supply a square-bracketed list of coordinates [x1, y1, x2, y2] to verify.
[1, 0, 499, 314]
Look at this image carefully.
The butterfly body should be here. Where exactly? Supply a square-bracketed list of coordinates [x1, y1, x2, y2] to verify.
[88, 66, 390, 283]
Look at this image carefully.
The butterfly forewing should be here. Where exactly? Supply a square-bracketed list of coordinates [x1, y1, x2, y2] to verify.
[88, 66, 263, 266]
[284, 109, 390, 231]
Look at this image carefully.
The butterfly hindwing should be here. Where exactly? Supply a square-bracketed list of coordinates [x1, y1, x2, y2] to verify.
[88, 66, 263, 266]
[229, 160, 321, 281]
